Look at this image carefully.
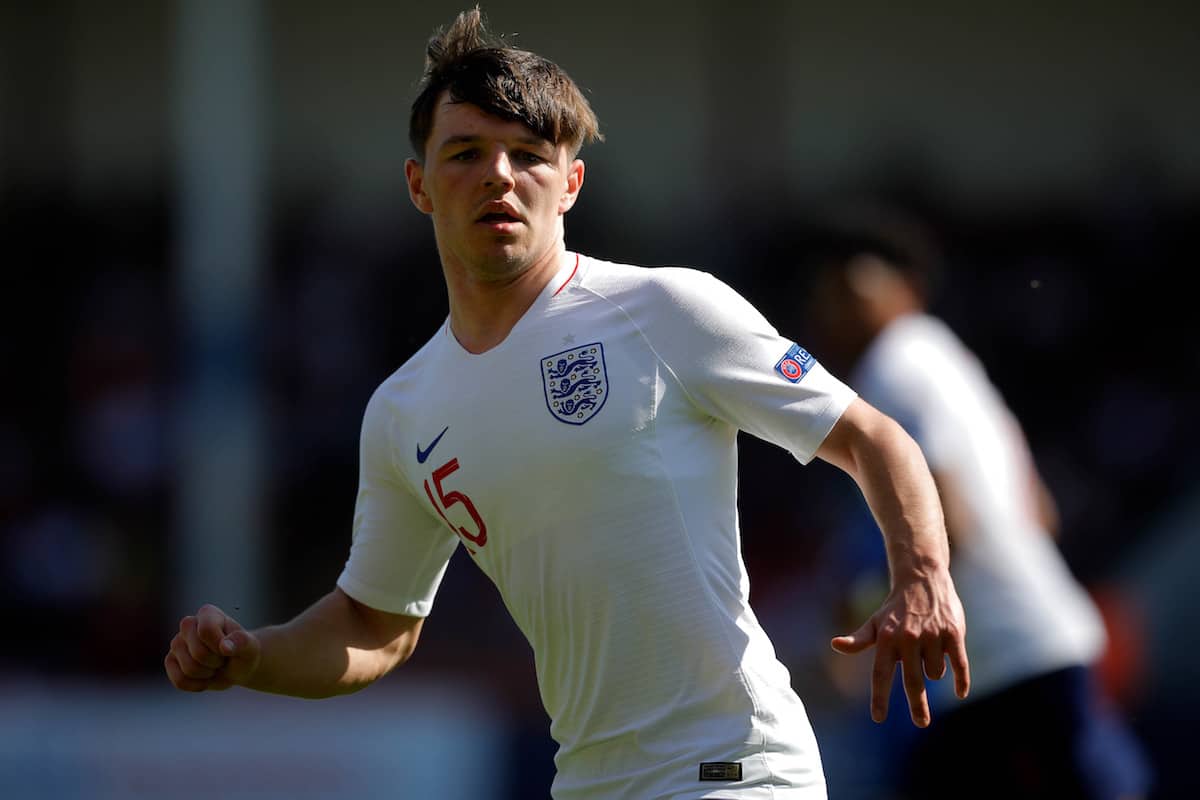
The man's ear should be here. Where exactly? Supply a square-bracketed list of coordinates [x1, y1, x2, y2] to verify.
[558, 158, 585, 214]
[406, 158, 434, 214]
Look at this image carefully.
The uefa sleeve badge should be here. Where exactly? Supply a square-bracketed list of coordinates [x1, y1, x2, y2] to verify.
[541, 342, 609, 425]
[774, 343, 817, 383]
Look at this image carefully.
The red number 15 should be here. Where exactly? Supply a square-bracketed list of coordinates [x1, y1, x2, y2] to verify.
[423, 458, 488, 549]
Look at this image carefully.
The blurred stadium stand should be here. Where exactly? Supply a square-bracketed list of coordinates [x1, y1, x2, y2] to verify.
[0, 680, 507, 799]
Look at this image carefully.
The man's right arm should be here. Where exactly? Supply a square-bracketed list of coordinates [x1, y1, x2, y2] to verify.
[164, 588, 424, 698]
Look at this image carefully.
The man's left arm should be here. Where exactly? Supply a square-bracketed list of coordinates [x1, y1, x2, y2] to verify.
[815, 397, 970, 727]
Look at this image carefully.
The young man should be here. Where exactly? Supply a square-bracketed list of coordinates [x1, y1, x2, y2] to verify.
[797, 206, 1150, 799]
[165, 10, 969, 799]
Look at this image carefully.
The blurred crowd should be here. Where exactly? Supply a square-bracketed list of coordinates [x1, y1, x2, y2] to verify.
[2, 160, 1197, 796]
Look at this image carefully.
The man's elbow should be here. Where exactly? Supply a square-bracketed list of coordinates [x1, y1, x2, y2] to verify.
[388, 631, 420, 670]
[334, 637, 418, 696]
[339, 592, 426, 689]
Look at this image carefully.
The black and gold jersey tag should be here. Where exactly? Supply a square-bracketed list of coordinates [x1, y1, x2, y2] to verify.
[699, 762, 743, 781]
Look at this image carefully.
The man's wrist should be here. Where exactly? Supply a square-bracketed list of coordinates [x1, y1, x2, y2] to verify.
[888, 550, 950, 584]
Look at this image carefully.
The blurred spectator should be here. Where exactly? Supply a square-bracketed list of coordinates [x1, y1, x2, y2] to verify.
[782, 202, 1153, 800]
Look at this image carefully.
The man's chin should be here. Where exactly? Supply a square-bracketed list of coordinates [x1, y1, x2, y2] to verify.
[471, 247, 534, 281]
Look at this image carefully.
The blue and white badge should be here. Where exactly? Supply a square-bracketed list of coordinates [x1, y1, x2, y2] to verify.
[541, 342, 608, 425]
[774, 343, 817, 383]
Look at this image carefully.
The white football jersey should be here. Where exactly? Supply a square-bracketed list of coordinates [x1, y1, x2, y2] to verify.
[850, 313, 1106, 699]
[337, 254, 857, 799]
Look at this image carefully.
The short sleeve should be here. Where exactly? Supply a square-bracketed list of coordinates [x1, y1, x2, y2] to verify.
[636, 269, 857, 464]
[336, 386, 459, 617]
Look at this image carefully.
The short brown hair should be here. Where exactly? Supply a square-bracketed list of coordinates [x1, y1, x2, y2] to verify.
[409, 6, 603, 161]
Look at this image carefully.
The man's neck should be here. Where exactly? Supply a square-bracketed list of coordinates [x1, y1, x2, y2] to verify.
[444, 245, 568, 354]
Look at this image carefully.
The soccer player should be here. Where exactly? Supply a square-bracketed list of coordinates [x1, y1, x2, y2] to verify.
[796, 206, 1151, 799]
[164, 10, 969, 798]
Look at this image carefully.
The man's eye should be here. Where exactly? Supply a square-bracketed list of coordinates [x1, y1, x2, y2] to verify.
[517, 151, 547, 164]
[450, 150, 478, 161]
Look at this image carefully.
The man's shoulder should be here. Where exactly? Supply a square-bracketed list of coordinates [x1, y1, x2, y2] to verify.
[364, 325, 447, 410]
[855, 314, 972, 405]
[577, 254, 731, 306]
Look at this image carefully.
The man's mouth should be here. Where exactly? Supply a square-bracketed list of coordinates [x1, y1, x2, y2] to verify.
[478, 211, 521, 224]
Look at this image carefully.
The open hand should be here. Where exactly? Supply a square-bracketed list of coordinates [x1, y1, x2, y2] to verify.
[831, 568, 969, 727]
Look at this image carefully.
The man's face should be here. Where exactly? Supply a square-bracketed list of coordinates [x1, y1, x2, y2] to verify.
[805, 265, 870, 375]
[405, 96, 584, 280]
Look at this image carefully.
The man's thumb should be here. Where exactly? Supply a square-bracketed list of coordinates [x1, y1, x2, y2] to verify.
[220, 629, 256, 659]
[831, 619, 877, 655]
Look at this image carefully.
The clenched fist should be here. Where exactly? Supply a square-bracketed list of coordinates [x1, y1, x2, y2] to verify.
[165, 604, 261, 692]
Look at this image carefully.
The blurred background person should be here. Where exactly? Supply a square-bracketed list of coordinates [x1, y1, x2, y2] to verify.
[788, 204, 1152, 799]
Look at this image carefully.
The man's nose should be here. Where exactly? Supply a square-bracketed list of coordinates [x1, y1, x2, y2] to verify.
[482, 150, 515, 190]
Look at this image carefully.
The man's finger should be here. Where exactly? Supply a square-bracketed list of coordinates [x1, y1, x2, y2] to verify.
[831, 618, 877, 655]
[165, 652, 210, 692]
[220, 629, 254, 660]
[901, 649, 930, 727]
[946, 632, 971, 699]
[195, 604, 229, 651]
[216, 628, 261, 686]
[869, 653, 897, 723]
[171, 635, 219, 679]
[180, 621, 224, 669]
[922, 638, 946, 681]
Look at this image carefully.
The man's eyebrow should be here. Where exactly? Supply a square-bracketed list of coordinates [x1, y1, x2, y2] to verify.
[439, 134, 481, 148]
[437, 134, 553, 149]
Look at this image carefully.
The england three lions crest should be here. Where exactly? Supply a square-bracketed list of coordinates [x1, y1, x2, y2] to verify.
[541, 342, 608, 425]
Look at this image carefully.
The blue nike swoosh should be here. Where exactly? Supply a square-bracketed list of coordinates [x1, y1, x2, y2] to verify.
[416, 426, 449, 464]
